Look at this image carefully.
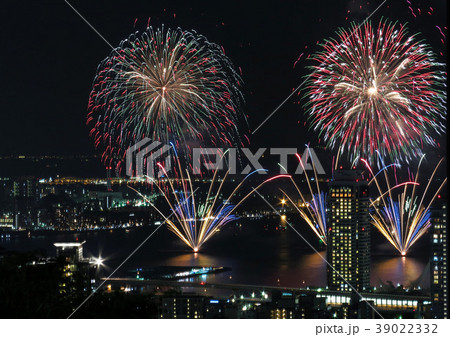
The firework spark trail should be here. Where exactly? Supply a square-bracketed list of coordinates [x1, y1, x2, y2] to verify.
[130, 150, 290, 251]
[88, 26, 245, 171]
[281, 146, 327, 244]
[362, 156, 447, 255]
[305, 19, 446, 166]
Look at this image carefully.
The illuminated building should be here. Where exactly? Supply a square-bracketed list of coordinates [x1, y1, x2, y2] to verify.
[0, 178, 14, 229]
[270, 292, 295, 319]
[13, 177, 37, 229]
[327, 170, 370, 292]
[54, 241, 94, 294]
[0, 215, 14, 230]
[160, 295, 205, 318]
[13, 178, 36, 199]
[267, 291, 328, 319]
[270, 308, 293, 319]
[54, 241, 86, 263]
[430, 203, 448, 319]
[316, 290, 429, 318]
[36, 193, 78, 230]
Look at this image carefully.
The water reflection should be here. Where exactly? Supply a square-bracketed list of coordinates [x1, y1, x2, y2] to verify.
[1, 227, 430, 289]
[371, 256, 429, 288]
[164, 253, 217, 266]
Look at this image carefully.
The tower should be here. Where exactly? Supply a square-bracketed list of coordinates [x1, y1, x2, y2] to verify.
[327, 170, 370, 292]
[430, 203, 448, 319]
[13, 177, 37, 229]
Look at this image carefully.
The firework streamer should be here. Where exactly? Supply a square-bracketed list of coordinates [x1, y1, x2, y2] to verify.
[362, 156, 447, 255]
[129, 149, 289, 251]
[280, 146, 328, 244]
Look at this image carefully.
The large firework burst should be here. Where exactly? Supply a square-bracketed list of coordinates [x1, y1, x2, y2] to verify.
[88, 26, 245, 170]
[305, 20, 446, 166]
[362, 156, 447, 255]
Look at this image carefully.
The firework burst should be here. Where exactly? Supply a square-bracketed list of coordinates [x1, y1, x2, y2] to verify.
[362, 156, 447, 255]
[88, 26, 245, 170]
[305, 19, 446, 166]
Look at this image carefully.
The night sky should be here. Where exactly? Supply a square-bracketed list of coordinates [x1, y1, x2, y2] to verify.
[0, 0, 446, 161]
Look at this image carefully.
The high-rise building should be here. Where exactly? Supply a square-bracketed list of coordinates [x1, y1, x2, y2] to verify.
[54, 241, 86, 263]
[13, 178, 36, 198]
[54, 241, 94, 294]
[13, 177, 37, 229]
[327, 170, 370, 292]
[430, 203, 448, 319]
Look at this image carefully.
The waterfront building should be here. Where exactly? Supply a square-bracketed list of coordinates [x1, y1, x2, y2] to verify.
[430, 203, 448, 319]
[327, 170, 370, 292]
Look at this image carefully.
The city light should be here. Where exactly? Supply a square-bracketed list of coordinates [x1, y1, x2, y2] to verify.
[93, 257, 104, 267]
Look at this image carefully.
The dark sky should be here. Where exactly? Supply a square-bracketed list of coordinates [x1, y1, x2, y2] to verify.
[0, 0, 446, 159]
